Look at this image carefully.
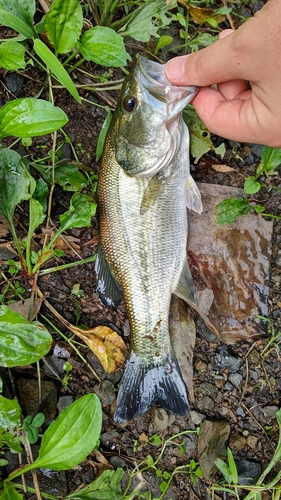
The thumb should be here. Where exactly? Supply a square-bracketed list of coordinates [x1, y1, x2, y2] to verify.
[165, 29, 246, 87]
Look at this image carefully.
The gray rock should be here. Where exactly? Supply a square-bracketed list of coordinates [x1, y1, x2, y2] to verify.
[94, 380, 116, 405]
[236, 460, 262, 486]
[200, 382, 217, 398]
[196, 317, 217, 341]
[57, 396, 73, 413]
[53, 342, 72, 358]
[211, 345, 244, 373]
[198, 420, 230, 480]
[149, 407, 169, 434]
[17, 379, 57, 421]
[236, 406, 245, 417]
[228, 373, 243, 387]
[43, 356, 66, 377]
[190, 410, 205, 426]
[100, 430, 120, 448]
[260, 405, 279, 421]
[200, 396, 216, 411]
[5, 73, 24, 95]
[109, 456, 126, 468]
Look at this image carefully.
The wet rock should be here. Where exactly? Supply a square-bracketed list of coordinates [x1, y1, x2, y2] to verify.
[211, 345, 244, 373]
[5, 73, 24, 95]
[17, 379, 57, 420]
[229, 434, 247, 451]
[53, 342, 72, 358]
[94, 380, 116, 405]
[260, 405, 279, 421]
[236, 459, 262, 486]
[57, 395, 73, 413]
[43, 356, 66, 377]
[149, 408, 169, 434]
[109, 456, 126, 468]
[228, 373, 243, 387]
[198, 420, 230, 480]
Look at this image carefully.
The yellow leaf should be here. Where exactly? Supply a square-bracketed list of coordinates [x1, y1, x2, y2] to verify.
[71, 325, 128, 374]
[187, 4, 225, 25]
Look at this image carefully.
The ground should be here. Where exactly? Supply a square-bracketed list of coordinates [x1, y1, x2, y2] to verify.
[1, 1, 281, 499]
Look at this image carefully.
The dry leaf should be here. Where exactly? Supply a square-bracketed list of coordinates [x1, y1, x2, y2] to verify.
[71, 325, 128, 373]
[169, 296, 196, 401]
[90, 449, 113, 476]
[188, 4, 225, 24]
[0, 215, 10, 238]
[212, 164, 235, 173]
[8, 298, 43, 321]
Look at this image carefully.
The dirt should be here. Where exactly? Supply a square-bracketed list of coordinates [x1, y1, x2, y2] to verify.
[1, 2, 281, 499]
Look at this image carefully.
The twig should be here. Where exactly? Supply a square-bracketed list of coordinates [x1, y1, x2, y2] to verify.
[24, 435, 42, 500]
[221, 0, 236, 30]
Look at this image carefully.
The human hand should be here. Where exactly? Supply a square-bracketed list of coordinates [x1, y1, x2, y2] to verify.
[165, 0, 281, 147]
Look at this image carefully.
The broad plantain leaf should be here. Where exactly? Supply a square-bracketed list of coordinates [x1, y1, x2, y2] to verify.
[80, 26, 130, 67]
[45, 0, 83, 55]
[244, 176, 260, 194]
[118, 0, 174, 42]
[215, 198, 251, 225]
[0, 0, 35, 38]
[0, 148, 35, 225]
[0, 305, 52, 367]
[0, 41, 26, 70]
[28, 198, 46, 239]
[34, 39, 81, 103]
[65, 468, 124, 499]
[59, 192, 96, 231]
[1, 484, 24, 500]
[32, 394, 101, 469]
[260, 145, 281, 172]
[34, 162, 88, 191]
[0, 395, 21, 429]
[0, 98, 68, 138]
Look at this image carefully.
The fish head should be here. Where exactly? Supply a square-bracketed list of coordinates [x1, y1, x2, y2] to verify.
[111, 56, 197, 177]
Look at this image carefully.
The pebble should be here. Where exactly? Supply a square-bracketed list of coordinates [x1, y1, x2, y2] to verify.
[211, 345, 244, 373]
[236, 406, 246, 417]
[189, 410, 205, 426]
[94, 380, 116, 405]
[149, 407, 169, 434]
[228, 373, 243, 387]
[236, 460, 262, 486]
[57, 396, 73, 413]
[43, 356, 66, 377]
[200, 382, 217, 398]
[17, 379, 57, 421]
[53, 342, 72, 358]
[100, 430, 119, 447]
[196, 317, 217, 342]
[194, 358, 208, 371]
[109, 456, 126, 468]
[224, 381, 234, 391]
[229, 434, 247, 451]
[5, 73, 24, 95]
[200, 396, 215, 411]
[260, 405, 279, 421]
[247, 435, 259, 449]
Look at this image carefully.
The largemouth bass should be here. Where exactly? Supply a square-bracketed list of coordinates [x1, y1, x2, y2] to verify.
[96, 57, 202, 423]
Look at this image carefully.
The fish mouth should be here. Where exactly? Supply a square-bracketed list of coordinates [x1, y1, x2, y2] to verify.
[137, 56, 197, 108]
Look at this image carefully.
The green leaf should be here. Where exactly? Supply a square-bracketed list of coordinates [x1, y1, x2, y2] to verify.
[154, 35, 173, 55]
[0, 395, 21, 429]
[0, 41, 26, 70]
[215, 458, 233, 483]
[227, 448, 238, 484]
[0, 98, 68, 138]
[32, 394, 102, 470]
[1, 483, 24, 500]
[59, 192, 96, 232]
[244, 176, 261, 194]
[0, 305, 52, 367]
[28, 198, 46, 238]
[0, 148, 34, 225]
[65, 468, 124, 499]
[80, 27, 130, 67]
[118, 0, 174, 42]
[96, 108, 112, 161]
[33, 178, 49, 213]
[32, 412, 45, 427]
[45, 0, 83, 55]
[0, 0, 35, 38]
[34, 162, 88, 191]
[215, 198, 251, 225]
[33, 39, 81, 103]
[27, 426, 39, 444]
[183, 107, 214, 163]
[261, 145, 281, 172]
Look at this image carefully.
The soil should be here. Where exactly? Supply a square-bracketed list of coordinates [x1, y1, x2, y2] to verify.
[0, 2, 281, 499]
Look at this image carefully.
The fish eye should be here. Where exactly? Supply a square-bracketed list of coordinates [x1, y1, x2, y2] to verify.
[123, 96, 137, 112]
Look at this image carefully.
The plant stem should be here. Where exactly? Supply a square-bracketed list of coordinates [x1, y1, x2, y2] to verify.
[38, 254, 96, 275]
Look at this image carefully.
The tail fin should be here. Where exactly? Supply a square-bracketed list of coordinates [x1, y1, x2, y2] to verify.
[114, 351, 189, 423]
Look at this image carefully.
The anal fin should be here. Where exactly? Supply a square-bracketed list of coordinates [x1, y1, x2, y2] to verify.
[173, 259, 195, 304]
[95, 244, 122, 309]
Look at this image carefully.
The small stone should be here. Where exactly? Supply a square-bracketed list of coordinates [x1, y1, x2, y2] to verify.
[200, 396, 215, 411]
[190, 411, 205, 426]
[81, 469, 94, 483]
[109, 456, 126, 468]
[196, 317, 217, 341]
[194, 359, 208, 371]
[198, 420, 230, 480]
[224, 382, 234, 391]
[237, 407, 245, 417]
[94, 380, 116, 405]
[228, 373, 243, 387]
[17, 379, 57, 421]
[236, 460, 262, 486]
[53, 342, 72, 358]
[229, 434, 247, 451]
[150, 407, 169, 434]
[200, 382, 217, 398]
[57, 396, 73, 413]
[43, 356, 66, 377]
[260, 406, 279, 421]
[5, 73, 24, 95]
[247, 435, 258, 449]
[211, 345, 244, 373]
[100, 430, 119, 448]
[214, 378, 225, 389]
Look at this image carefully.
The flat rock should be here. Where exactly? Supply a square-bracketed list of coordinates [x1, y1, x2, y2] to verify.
[17, 379, 57, 420]
[198, 419, 230, 480]
[187, 183, 273, 344]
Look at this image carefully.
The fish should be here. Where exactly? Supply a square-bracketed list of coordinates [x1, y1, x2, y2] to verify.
[95, 56, 203, 423]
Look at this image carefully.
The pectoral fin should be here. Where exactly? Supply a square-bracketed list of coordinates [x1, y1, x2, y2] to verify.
[173, 259, 195, 304]
[186, 175, 203, 214]
[140, 174, 169, 214]
[95, 244, 122, 309]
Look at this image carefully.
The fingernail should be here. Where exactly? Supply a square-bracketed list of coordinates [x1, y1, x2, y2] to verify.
[165, 55, 191, 82]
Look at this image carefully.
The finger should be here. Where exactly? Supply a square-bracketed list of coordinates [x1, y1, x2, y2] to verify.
[217, 79, 249, 100]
